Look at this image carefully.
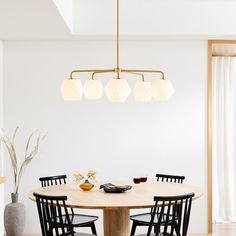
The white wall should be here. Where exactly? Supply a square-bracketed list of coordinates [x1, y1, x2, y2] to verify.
[0, 41, 4, 236]
[3, 40, 208, 234]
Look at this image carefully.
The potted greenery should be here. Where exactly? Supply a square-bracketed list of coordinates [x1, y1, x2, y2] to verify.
[1, 127, 45, 236]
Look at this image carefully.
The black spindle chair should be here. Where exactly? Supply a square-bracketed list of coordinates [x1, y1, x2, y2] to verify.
[39, 175, 98, 235]
[156, 174, 185, 183]
[130, 173, 185, 236]
[39, 175, 67, 187]
[34, 192, 95, 236]
[136, 193, 195, 236]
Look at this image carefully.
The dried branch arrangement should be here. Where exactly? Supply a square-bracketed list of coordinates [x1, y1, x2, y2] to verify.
[74, 170, 96, 183]
[1, 127, 46, 193]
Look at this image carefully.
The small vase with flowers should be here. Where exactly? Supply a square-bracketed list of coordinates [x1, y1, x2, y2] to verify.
[74, 170, 96, 191]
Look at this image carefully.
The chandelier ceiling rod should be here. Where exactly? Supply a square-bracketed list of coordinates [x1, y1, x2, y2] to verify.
[116, 0, 120, 77]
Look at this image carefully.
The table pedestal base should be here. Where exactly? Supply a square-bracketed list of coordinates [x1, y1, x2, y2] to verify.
[103, 208, 130, 236]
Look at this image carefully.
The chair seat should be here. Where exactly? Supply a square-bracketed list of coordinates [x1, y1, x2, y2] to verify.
[74, 233, 96, 236]
[136, 234, 171, 236]
[136, 234, 157, 236]
[130, 212, 174, 225]
[56, 213, 98, 226]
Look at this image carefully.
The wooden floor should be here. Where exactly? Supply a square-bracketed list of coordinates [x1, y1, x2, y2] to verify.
[210, 223, 236, 236]
[24, 223, 236, 236]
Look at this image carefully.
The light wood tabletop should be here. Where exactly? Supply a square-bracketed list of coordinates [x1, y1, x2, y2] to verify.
[29, 181, 202, 236]
[0, 177, 6, 184]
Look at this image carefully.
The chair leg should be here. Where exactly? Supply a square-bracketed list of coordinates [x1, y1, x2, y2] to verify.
[174, 223, 181, 236]
[154, 225, 157, 233]
[90, 222, 97, 235]
[130, 222, 137, 236]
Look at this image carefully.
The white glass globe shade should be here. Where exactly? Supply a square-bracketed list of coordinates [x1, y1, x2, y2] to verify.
[133, 81, 152, 102]
[105, 78, 131, 102]
[61, 79, 83, 101]
[152, 79, 175, 101]
[84, 80, 103, 100]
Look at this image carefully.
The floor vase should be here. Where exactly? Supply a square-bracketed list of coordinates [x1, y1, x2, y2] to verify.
[4, 193, 25, 236]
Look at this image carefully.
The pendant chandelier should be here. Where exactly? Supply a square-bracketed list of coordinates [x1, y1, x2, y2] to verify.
[61, 0, 174, 102]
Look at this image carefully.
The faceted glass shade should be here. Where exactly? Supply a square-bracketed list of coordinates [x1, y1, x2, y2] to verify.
[105, 78, 131, 102]
[133, 81, 152, 102]
[152, 79, 175, 101]
[84, 80, 103, 100]
[61, 79, 83, 101]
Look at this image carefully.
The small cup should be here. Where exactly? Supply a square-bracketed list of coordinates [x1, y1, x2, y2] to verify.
[140, 176, 147, 183]
[133, 177, 141, 184]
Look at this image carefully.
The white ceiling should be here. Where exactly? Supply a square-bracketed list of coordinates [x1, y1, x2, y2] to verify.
[73, 0, 236, 38]
[0, 0, 71, 40]
[1, 0, 236, 40]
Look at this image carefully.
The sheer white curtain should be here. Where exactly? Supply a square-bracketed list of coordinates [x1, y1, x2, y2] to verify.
[212, 56, 236, 223]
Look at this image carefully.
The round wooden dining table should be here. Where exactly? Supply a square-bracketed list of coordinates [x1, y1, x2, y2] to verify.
[29, 181, 202, 236]
[0, 177, 6, 184]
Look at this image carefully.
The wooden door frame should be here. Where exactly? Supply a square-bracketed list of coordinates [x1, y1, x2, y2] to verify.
[208, 40, 236, 233]
[208, 40, 212, 234]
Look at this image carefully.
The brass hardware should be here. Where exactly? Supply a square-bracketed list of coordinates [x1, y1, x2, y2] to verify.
[122, 69, 165, 80]
[121, 71, 145, 82]
[116, 0, 120, 70]
[70, 68, 164, 81]
[91, 70, 116, 80]
[70, 67, 164, 81]
[70, 69, 114, 79]
[114, 68, 122, 73]
[68, 0, 166, 83]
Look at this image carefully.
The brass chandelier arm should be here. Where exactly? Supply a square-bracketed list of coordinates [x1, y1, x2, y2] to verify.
[91, 70, 115, 80]
[70, 68, 164, 81]
[121, 69, 165, 80]
[70, 69, 115, 79]
[122, 71, 145, 81]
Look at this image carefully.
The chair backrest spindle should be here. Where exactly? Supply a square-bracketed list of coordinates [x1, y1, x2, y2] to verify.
[39, 175, 67, 188]
[156, 173, 185, 184]
[147, 193, 194, 236]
